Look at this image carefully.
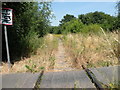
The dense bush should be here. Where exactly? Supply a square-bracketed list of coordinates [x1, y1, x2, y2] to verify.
[2, 2, 53, 61]
[61, 19, 84, 34]
[80, 24, 102, 35]
[49, 26, 61, 34]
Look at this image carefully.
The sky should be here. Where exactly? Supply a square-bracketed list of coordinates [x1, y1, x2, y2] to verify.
[50, 2, 117, 26]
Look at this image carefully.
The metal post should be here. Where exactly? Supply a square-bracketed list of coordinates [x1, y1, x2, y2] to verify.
[0, 28, 1, 74]
[4, 25, 11, 68]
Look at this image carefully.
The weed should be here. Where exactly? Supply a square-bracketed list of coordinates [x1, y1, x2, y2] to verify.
[49, 56, 55, 61]
[49, 56, 55, 69]
[74, 81, 79, 89]
[108, 81, 120, 89]
[87, 62, 95, 68]
[2, 34, 58, 73]
[96, 60, 113, 67]
[39, 67, 45, 70]
[25, 65, 35, 72]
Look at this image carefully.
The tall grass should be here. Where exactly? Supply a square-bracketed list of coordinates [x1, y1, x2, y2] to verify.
[62, 28, 119, 69]
[1, 34, 58, 73]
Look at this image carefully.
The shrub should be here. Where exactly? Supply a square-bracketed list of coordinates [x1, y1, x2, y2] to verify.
[80, 24, 101, 35]
[61, 19, 84, 34]
[19, 30, 43, 57]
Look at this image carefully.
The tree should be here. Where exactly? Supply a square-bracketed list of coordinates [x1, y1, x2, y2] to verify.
[115, 1, 120, 30]
[59, 14, 76, 26]
[78, 11, 116, 31]
[49, 26, 61, 34]
[36, 2, 53, 37]
[2, 2, 53, 61]
[117, 1, 120, 17]
[61, 19, 84, 34]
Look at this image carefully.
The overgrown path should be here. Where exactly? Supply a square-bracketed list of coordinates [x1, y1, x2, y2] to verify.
[54, 39, 74, 71]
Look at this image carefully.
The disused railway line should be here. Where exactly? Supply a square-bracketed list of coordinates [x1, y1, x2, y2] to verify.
[2, 65, 119, 89]
[34, 65, 108, 89]
[82, 65, 105, 90]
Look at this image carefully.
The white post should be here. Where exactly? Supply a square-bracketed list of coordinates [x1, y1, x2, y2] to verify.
[4, 25, 11, 68]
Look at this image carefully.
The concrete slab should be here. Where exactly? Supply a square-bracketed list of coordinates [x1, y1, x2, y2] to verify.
[65, 71, 75, 88]
[40, 72, 54, 88]
[51, 71, 68, 88]
[2, 66, 119, 89]
[73, 70, 96, 88]
[2, 73, 40, 88]
[89, 65, 120, 85]
[40, 70, 96, 88]
[21, 73, 40, 88]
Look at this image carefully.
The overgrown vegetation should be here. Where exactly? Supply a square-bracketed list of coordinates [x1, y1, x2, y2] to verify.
[2, 34, 58, 73]
[1, 1, 120, 74]
[61, 32, 119, 69]
[48, 1, 120, 69]
[78, 11, 117, 31]
[49, 5, 120, 34]
[2, 2, 53, 62]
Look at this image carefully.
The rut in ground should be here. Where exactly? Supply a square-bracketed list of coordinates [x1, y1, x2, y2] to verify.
[54, 39, 75, 71]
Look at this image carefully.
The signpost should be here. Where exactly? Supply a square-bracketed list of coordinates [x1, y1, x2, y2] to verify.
[0, 8, 13, 68]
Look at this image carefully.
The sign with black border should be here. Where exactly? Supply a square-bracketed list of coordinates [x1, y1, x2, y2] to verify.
[0, 8, 13, 25]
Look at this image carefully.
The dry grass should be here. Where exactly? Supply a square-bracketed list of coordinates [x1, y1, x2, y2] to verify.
[62, 32, 119, 69]
[1, 34, 58, 74]
[1, 32, 119, 74]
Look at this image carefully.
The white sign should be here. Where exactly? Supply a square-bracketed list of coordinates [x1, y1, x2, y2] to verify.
[0, 8, 13, 25]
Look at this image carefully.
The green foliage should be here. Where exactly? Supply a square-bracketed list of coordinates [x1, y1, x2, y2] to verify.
[60, 14, 76, 26]
[36, 2, 53, 37]
[25, 60, 38, 73]
[114, 17, 120, 30]
[78, 11, 117, 31]
[57, 11, 119, 35]
[39, 66, 45, 70]
[80, 24, 101, 35]
[96, 60, 113, 67]
[25, 65, 36, 72]
[115, 1, 120, 30]
[87, 62, 95, 68]
[2, 2, 53, 61]
[108, 81, 120, 89]
[49, 56, 55, 61]
[49, 26, 61, 34]
[117, 1, 120, 17]
[61, 19, 84, 34]
[22, 31, 42, 55]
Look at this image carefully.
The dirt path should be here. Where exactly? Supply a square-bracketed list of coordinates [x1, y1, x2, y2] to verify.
[54, 39, 75, 71]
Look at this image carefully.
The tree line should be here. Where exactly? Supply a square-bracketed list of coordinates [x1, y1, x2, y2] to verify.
[49, 2, 120, 34]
